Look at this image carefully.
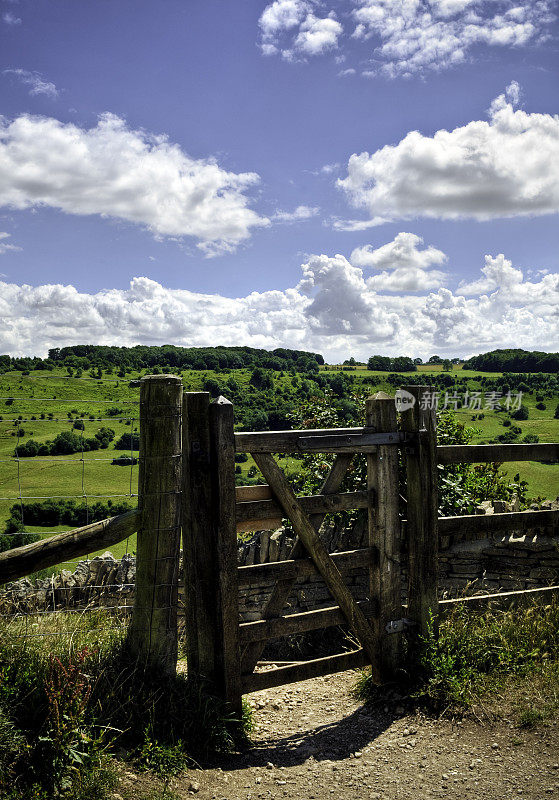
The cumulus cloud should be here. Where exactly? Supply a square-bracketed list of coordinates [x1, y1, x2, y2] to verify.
[0, 232, 21, 254]
[259, 0, 342, 59]
[352, 0, 554, 77]
[350, 232, 448, 291]
[0, 113, 269, 256]
[3, 69, 59, 98]
[258, 1, 554, 75]
[337, 86, 559, 225]
[272, 204, 320, 222]
[1, 244, 557, 360]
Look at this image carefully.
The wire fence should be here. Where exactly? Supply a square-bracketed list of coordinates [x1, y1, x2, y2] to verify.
[0, 377, 152, 640]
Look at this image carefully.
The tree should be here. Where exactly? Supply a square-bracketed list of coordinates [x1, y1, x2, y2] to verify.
[442, 359, 452, 371]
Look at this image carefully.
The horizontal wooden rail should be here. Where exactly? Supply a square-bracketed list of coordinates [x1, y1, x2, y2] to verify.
[241, 648, 369, 693]
[439, 585, 559, 615]
[437, 443, 559, 465]
[0, 510, 139, 585]
[236, 490, 369, 533]
[239, 599, 377, 644]
[235, 427, 413, 454]
[235, 485, 273, 502]
[438, 509, 559, 536]
[237, 546, 377, 587]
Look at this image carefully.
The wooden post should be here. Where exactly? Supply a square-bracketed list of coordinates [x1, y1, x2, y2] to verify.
[182, 394, 242, 714]
[400, 385, 438, 639]
[209, 397, 242, 713]
[182, 392, 213, 681]
[128, 375, 182, 675]
[366, 392, 402, 680]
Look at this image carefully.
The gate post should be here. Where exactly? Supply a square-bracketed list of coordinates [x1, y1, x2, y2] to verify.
[366, 392, 402, 680]
[128, 374, 182, 675]
[400, 385, 439, 639]
[182, 393, 242, 714]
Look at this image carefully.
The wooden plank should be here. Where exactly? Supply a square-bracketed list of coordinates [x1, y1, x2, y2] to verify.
[0, 510, 139, 586]
[240, 454, 353, 673]
[242, 649, 369, 693]
[239, 600, 377, 644]
[251, 452, 380, 672]
[437, 443, 559, 465]
[366, 392, 402, 681]
[182, 392, 215, 684]
[439, 585, 559, 615]
[237, 546, 378, 587]
[235, 427, 367, 453]
[401, 386, 439, 640]
[128, 375, 182, 676]
[296, 431, 408, 453]
[438, 509, 559, 535]
[209, 397, 243, 714]
[235, 485, 273, 502]
[236, 490, 368, 526]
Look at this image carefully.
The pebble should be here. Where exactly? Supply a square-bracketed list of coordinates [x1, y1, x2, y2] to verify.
[188, 781, 200, 793]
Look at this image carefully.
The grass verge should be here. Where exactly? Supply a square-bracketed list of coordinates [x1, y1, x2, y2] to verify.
[355, 598, 559, 724]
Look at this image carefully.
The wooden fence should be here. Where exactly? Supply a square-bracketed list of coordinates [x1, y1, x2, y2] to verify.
[0, 376, 558, 713]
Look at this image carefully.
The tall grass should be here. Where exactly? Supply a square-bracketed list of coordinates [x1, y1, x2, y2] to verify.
[355, 599, 559, 717]
[0, 610, 246, 799]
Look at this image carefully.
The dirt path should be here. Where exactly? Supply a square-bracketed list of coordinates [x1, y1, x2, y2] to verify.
[118, 670, 559, 800]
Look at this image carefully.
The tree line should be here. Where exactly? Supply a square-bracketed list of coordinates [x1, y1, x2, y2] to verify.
[462, 349, 559, 373]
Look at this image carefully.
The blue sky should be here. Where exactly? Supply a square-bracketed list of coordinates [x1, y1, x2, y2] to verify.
[0, 0, 558, 360]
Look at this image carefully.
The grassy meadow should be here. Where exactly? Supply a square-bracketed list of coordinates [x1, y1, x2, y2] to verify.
[0, 363, 557, 569]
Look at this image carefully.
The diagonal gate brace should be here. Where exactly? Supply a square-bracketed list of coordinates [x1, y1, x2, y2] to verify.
[251, 452, 381, 682]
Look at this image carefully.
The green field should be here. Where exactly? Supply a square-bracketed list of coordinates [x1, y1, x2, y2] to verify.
[0, 365, 557, 570]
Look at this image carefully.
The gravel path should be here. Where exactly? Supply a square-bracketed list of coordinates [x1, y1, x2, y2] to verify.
[117, 670, 559, 800]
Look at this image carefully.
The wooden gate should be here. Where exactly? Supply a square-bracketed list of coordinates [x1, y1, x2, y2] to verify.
[182, 388, 437, 714]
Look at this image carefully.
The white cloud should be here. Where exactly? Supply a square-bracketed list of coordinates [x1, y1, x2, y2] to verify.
[294, 13, 343, 55]
[0, 232, 21, 254]
[331, 216, 387, 230]
[2, 11, 21, 25]
[338, 87, 559, 225]
[259, 0, 342, 59]
[352, 0, 554, 77]
[272, 204, 320, 222]
[0, 113, 269, 256]
[3, 69, 59, 98]
[1, 245, 557, 361]
[350, 232, 448, 290]
[258, 1, 554, 75]
[457, 253, 523, 294]
[350, 232, 446, 270]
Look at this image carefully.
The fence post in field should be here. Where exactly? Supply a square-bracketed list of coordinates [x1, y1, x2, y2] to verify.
[128, 374, 183, 675]
[182, 393, 242, 715]
[366, 392, 402, 680]
[400, 385, 439, 639]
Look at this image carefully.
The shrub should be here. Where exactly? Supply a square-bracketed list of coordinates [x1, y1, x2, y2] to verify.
[113, 432, 140, 451]
[535, 402, 546, 410]
[511, 404, 529, 420]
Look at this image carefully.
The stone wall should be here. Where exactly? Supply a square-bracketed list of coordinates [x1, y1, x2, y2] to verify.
[1, 500, 557, 619]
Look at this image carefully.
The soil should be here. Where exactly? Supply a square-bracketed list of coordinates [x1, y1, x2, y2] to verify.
[116, 669, 559, 800]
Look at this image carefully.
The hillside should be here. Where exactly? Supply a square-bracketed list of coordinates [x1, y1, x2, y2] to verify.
[0, 357, 558, 562]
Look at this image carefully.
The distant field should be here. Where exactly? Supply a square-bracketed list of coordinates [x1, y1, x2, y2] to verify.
[0, 366, 557, 571]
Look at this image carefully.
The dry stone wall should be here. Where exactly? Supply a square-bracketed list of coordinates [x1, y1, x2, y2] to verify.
[1, 501, 557, 619]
